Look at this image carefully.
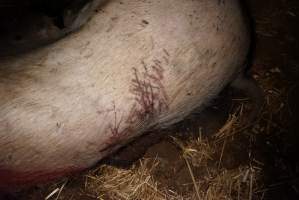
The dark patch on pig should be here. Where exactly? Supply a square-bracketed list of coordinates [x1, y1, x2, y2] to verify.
[142, 19, 149, 25]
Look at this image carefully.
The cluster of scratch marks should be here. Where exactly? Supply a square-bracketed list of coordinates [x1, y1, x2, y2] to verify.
[105, 102, 132, 146]
[103, 51, 170, 150]
[108, 102, 126, 137]
[101, 102, 132, 153]
[128, 61, 169, 124]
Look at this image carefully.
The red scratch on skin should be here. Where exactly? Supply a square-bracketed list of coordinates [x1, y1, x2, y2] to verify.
[104, 50, 170, 147]
[128, 56, 169, 122]
[104, 102, 132, 148]
[108, 102, 124, 136]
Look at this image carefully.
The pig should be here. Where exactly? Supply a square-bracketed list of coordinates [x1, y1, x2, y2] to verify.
[0, 0, 251, 188]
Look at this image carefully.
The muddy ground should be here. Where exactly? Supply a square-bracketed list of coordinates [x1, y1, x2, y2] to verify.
[3, 0, 299, 199]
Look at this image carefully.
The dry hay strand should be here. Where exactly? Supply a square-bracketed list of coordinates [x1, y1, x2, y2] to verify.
[171, 135, 263, 200]
[84, 158, 168, 200]
[202, 166, 262, 200]
[172, 132, 214, 168]
[253, 65, 288, 135]
[214, 105, 249, 142]
[45, 180, 68, 200]
[171, 107, 264, 200]
[215, 113, 239, 140]
[172, 136, 209, 200]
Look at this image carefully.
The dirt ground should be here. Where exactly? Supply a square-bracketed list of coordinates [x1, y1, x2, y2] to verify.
[3, 0, 299, 199]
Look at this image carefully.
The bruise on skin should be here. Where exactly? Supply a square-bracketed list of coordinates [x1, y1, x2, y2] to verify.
[102, 53, 170, 150]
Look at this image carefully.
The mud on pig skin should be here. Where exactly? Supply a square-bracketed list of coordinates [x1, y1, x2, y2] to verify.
[0, 0, 250, 188]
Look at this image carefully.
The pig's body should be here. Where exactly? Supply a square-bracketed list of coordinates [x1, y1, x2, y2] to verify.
[0, 0, 250, 188]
